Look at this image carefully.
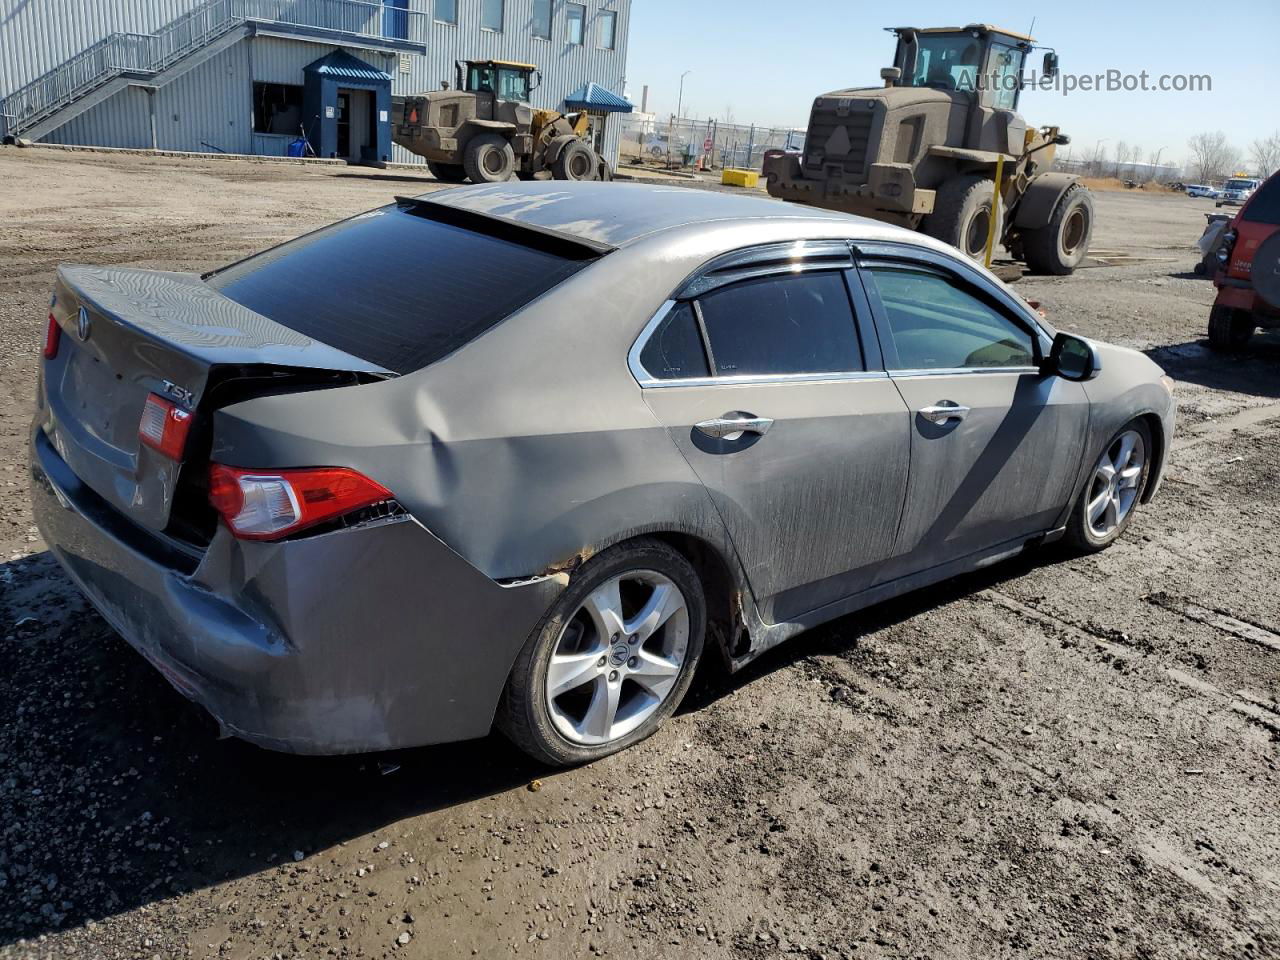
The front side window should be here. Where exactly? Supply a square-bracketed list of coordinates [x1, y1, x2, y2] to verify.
[698, 272, 863, 376]
[532, 0, 551, 39]
[566, 3, 584, 44]
[987, 42, 1023, 110]
[866, 266, 1034, 370]
[481, 0, 503, 31]
[435, 0, 456, 24]
[597, 10, 617, 49]
[497, 68, 530, 101]
[908, 34, 982, 92]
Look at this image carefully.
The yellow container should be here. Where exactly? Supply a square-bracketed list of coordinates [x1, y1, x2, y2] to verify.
[721, 168, 759, 188]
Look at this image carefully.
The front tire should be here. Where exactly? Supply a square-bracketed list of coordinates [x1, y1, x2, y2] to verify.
[497, 539, 706, 766]
[552, 139, 599, 181]
[1064, 419, 1152, 553]
[462, 133, 515, 183]
[1021, 183, 1094, 275]
[922, 174, 1004, 262]
[1207, 305, 1255, 350]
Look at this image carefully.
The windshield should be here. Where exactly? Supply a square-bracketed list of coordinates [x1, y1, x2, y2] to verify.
[1225, 180, 1255, 191]
[468, 65, 530, 101]
[908, 34, 982, 92]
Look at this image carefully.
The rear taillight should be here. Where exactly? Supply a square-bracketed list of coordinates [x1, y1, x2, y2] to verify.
[138, 393, 193, 460]
[42, 313, 60, 359]
[207, 464, 393, 541]
[1217, 229, 1237, 266]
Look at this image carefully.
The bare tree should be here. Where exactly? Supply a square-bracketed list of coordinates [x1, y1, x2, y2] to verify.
[1249, 131, 1280, 178]
[1089, 142, 1108, 177]
[1129, 145, 1144, 179]
[1113, 140, 1130, 178]
[1186, 131, 1241, 183]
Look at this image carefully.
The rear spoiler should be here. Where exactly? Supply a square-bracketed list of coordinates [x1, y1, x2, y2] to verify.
[393, 195, 615, 258]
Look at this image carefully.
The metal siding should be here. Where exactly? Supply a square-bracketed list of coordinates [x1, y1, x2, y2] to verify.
[0, 0, 208, 97]
[45, 40, 251, 153]
[6, 0, 629, 163]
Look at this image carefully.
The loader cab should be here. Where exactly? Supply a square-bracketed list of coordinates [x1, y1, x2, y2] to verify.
[458, 60, 539, 106]
[891, 25, 1032, 112]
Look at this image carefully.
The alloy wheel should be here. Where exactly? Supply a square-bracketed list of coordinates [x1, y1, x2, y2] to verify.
[545, 571, 690, 746]
[1085, 429, 1146, 539]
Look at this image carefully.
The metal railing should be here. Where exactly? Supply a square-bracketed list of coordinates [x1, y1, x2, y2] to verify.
[1, 0, 425, 139]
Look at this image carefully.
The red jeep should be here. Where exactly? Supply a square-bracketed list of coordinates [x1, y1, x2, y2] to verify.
[1208, 168, 1280, 349]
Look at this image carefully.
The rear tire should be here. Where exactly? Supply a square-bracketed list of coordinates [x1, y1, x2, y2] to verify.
[1207, 305, 1255, 350]
[497, 539, 706, 767]
[427, 161, 467, 183]
[462, 134, 515, 184]
[552, 140, 599, 181]
[922, 175, 1004, 262]
[1021, 183, 1094, 275]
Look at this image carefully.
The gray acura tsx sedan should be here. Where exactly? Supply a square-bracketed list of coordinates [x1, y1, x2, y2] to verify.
[31, 182, 1174, 765]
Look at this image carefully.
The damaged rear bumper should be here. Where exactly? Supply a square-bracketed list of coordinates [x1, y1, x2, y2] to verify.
[29, 428, 564, 754]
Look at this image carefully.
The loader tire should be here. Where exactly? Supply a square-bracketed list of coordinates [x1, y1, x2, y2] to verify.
[552, 140, 598, 181]
[922, 175, 1004, 262]
[1021, 182, 1094, 275]
[427, 161, 467, 183]
[463, 134, 515, 183]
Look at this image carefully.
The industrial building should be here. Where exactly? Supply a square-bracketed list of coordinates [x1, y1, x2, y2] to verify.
[0, 0, 632, 166]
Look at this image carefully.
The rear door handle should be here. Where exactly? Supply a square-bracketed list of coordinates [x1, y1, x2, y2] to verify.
[919, 402, 970, 424]
[695, 414, 774, 440]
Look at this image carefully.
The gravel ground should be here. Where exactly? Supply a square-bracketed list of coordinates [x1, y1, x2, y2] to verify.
[0, 147, 1277, 960]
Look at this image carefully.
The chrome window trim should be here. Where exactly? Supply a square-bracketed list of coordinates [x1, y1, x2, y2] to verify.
[889, 366, 1041, 379]
[628, 299, 885, 389]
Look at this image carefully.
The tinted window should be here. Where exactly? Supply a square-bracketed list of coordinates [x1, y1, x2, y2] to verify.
[1243, 176, 1280, 226]
[867, 267, 1034, 370]
[696, 272, 863, 376]
[639, 302, 708, 380]
[207, 204, 595, 375]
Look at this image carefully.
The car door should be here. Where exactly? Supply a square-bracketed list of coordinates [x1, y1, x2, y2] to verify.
[855, 244, 1090, 573]
[632, 242, 912, 624]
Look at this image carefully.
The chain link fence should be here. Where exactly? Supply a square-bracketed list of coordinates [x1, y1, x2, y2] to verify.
[617, 115, 806, 172]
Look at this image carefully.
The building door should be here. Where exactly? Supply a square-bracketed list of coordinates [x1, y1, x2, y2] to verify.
[336, 90, 373, 162]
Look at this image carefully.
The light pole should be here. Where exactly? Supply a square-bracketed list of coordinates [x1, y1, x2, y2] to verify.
[1150, 145, 1166, 182]
[668, 69, 691, 168]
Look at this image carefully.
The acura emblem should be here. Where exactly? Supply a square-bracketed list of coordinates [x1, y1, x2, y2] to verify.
[76, 306, 91, 341]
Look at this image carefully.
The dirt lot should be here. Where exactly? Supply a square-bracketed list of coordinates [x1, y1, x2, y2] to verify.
[1, 147, 1277, 960]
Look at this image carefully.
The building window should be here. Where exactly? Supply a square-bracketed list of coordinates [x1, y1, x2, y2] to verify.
[597, 9, 616, 49]
[435, 0, 456, 24]
[481, 0, 503, 31]
[566, 2, 584, 44]
[382, 0, 408, 39]
[531, 0, 551, 39]
[252, 83, 304, 136]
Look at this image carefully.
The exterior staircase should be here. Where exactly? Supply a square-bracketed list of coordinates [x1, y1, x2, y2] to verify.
[1, 0, 423, 142]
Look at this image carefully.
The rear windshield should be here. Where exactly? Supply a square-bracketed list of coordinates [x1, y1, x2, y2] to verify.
[1242, 177, 1280, 226]
[206, 201, 598, 374]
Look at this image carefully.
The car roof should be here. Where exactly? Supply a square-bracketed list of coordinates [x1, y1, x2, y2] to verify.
[415, 180, 870, 251]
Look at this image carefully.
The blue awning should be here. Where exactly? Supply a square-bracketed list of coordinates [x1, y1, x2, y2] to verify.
[564, 83, 633, 113]
[305, 50, 391, 83]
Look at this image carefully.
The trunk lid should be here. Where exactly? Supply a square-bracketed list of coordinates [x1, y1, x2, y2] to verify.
[41, 265, 388, 535]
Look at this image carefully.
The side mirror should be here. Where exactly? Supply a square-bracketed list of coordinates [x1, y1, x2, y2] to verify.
[532, 70, 542, 91]
[1042, 51, 1059, 79]
[1045, 331, 1100, 381]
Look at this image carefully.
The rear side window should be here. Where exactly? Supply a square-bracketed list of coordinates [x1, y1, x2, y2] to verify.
[207, 203, 597, 374]
[639, 302, 709, 379]
[867, 266, 1034, 370]
[696, 272, 863, 376]
[1243, 176, 1280, 225]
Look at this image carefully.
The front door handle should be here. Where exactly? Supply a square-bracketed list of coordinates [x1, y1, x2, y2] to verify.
[695, 414, 774, 440]
[919, 402, 970, 424]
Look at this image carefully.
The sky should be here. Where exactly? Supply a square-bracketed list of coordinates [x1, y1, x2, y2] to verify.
[624, 0, 1280, 170]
